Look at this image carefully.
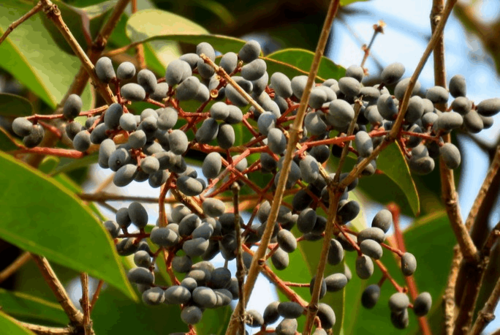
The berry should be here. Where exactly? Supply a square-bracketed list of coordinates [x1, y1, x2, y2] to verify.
[381, 62, 405, 85]
[168, 129, 188, 155]
[117, 61, 136, 80]
[401, 252, 417, 276]
[195, 118, 219, 144]
[238, 40, 261, 63]
[267, 128, 286, 154]
[263, 301, 280, 324]
[325, 273, 348, 292]
[440, 143, 461, 169]
[278, 301, 304, 318]
[192, 286, 217, 308]
[449, 74, 466, 98]
[63, 94, 82, 120]
[372, 209, 392, 233]
[202, 198, 225, 218]
[127, 267, 154, 285]
[202, 152, 222, 179]
[355, 255, 374, 279]
[413, 292, 432, 316]
[246, 310, 264, 327]
[220, 52, 238, 73]
[241, 59, 267, 81]
[389, 292, 410, 312]
[327, 239, 344, 265]
[360, 239, 383, 259]
[277, 229, 297, 253]
[181, 306, 202, 325]
[361, 284, 380, 309]
[95, 57, 115, 83]
[137, 69, 157, 94]
[142, 287, 165, 305]
[121, 83, 146, 101]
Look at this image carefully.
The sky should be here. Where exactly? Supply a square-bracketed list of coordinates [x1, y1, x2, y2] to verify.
[70, 0, 500, 333]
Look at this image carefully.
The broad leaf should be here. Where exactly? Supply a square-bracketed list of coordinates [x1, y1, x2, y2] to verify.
[126, 9, 208, 71]
[0, 289, 67, 325]
[0, 312, 35, 335]
[0, 94, 33, 116]
[342, 211, 454, 334]
[377, 142, 420, 215]
[0, 0, 92, 110]
[0, 152, 136, 301]
[267, 48, 345, 81]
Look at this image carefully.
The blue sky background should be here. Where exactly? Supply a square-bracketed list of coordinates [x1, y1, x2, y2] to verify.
[74, 1, 500, 333]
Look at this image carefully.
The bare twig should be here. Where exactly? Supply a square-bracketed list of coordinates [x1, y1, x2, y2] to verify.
[0, 1, 43, 45]
[226, 1, 341, 333]
[360, 21, 385, 71]
[387, 204, 431, 335]
[89, 280, 104, 313]
[303, 97, 363, 334]
[0, 252, 31, 284]
[443, 246, 462, 335]
[31, 255, 83, 325]
[16, 321, 74, 335]
[465, 145, 500, 231]
[131, 0, 146, 69]
[79, 273, 93, 335]
[231, 182, 246, 334]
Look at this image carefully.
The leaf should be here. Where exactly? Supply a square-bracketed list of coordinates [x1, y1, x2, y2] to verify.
[117, 34, 249, 58]
[340, 0, 369, 5]
[195, 307, 232, 335]
[126, 9, 208, 69]
[377, 142, 420, 215]
[0, 128, 19, 151]
[0, 311, 35, 335]
[0, 152, 136, 301]
[0, 93, 33, 117]
[92, 286, 189, 334]
[0, 0, 92, 110]
[342, 211, 454, 334]
[0, 289, 67, 325]
[266, 48, 346, 81]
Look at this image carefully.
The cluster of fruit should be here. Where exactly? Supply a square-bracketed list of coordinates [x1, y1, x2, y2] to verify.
[10, 39, 499, 332]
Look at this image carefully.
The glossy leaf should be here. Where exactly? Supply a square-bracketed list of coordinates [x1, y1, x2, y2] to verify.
[126, 9, 207, 70]
[0, 94, 33, 116]
[267, 48, 345, 81]
[342, 211, 454, 334]
[0, 312, 35, 335]
[377, 142, 420, 215]
[0, 0, 92, 110]
[0, 152, 136, 301]
[0, 289, 67, 325]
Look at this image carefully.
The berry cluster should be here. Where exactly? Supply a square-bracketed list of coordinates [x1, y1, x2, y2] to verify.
[10, 39, 500, 332]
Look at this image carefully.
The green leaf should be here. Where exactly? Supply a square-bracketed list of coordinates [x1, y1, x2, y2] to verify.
[0, 289, 67, 325]
[341, 0, 369, 5]
[0, 152, 136, 301]
[377, 142, 420, 215]
[195, 307, 232, 335]
[0, 128, 19, 151]
[92, 286, 188, 334]
[38, 156, 60, 175]
[126, 9, 208, 70]
[267, 48, 346, 81]
[0, 0, 92, 110]
[342, 211, 454, 334]
[119, 34, 249, 58]
[0, 311, 35, 335]
[0, 93, 33, 117]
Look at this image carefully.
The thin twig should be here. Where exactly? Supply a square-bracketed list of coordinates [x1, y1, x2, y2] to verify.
[0, 252, 31, 284]
[231, 182, 246, 334]
[31, 255, 83, 325]
[131, 0, 146, 69]
[89, 280, 104, 313]
[387, 204, 431, 335]
[227, 2, 342, 332]
[465, 145, 500, 231]
[360, 21, 385, 72]
[16, 321, 74, 335]
[444, 246, 462, 335]
[303, 97, 362, 335]
[79, 273, 93, 335]
[469, 224, 500, 335]
[0, 1, 43, 45]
